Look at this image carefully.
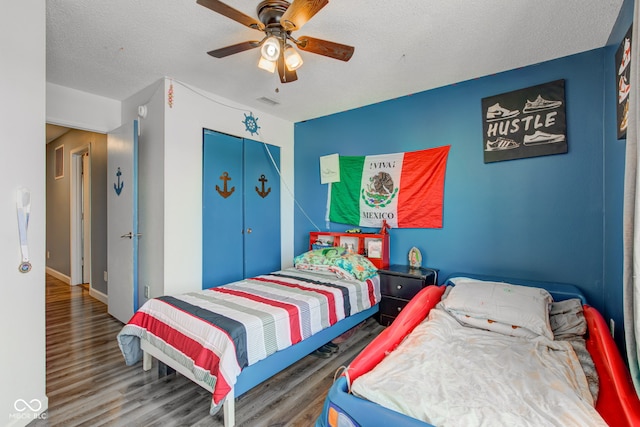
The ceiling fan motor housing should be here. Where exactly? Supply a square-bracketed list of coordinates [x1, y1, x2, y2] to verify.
[257, 0, 291, 26]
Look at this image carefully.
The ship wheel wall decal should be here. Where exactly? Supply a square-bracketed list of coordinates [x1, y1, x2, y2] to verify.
[255, 174, 271, 198]
[216, 171, 235, 198]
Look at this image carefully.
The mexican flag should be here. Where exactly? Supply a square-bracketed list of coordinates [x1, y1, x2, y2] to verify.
[327, 146, 450, 228]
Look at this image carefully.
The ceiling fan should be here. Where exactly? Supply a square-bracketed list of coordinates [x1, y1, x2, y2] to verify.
[197, 0, 355, 83]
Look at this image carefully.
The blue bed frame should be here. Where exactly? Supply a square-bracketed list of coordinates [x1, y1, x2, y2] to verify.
[143, 300, 378, 427]
[315, 273, 591, 427]
[234, 304, 378, 396]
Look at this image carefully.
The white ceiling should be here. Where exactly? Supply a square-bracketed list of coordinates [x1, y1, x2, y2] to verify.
[46, 0, 624, 124]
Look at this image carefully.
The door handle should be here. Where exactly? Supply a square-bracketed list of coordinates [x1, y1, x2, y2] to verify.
[120, 232, 142, 239]
[246, 228, 252, 234]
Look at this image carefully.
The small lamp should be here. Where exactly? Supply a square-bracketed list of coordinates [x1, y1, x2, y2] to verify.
[284, 45, 303, 71]
[258, 57, 276, 73]
[260, 36, 280, 62]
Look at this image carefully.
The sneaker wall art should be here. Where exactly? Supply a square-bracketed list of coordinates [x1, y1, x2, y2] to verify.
[616, 25, 632, 140]
[481, 79, 567, 163]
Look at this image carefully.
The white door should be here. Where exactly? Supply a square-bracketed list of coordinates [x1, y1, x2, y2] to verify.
[107, 120, 139, 323]
[70, 146, 91, 286]
[82, 151, 91, 284]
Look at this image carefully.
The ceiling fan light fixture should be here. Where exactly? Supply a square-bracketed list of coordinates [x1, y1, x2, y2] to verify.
[260, 36, 280, 61]
[258, 56, 276, 73]
[197, 0, 353, 83]
[284, 45, 303, 71]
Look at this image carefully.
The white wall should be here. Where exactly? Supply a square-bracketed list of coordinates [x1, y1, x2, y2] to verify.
[130, 80, 166, 302]
[46, 74, 295, 303]
[122, 78, 295, 296]
[1, 1, 48, 426]
[46, 82, 121, 133]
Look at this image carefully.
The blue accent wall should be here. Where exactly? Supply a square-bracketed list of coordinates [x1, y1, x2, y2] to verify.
[294, 48, 618, 318]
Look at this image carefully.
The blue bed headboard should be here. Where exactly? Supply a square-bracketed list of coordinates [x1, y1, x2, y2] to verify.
[444, 272, 588, 305]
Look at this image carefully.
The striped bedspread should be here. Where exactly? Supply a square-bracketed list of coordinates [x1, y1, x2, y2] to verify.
[117, 268, 380, 410]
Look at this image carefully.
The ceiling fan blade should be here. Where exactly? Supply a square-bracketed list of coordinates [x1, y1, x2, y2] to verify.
[207, 41, 260, 58]
[197, 0, 264, 30]
[277, 51, 298, 83]
[280, 0, 328, 31]
[297, 36, 354, 61]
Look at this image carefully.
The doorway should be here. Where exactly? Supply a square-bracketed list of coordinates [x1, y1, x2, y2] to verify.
[70, 145, 91, 287]
[46, 126, 109, 304]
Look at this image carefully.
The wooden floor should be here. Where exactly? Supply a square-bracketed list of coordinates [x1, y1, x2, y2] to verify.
[30, 275, 384, 427]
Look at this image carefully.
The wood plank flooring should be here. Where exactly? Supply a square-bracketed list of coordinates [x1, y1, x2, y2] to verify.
[30, 275, 384, 427]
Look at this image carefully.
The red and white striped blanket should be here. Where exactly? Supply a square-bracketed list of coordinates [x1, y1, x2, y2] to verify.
[117, 268, 380, 410]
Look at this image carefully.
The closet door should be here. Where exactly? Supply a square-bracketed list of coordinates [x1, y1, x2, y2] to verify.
[203, 130, 244, 287]
[202, 130, 281, 288]
[243, 139, 281, 278]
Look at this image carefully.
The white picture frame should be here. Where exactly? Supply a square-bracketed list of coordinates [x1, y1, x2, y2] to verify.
[367, 239, 382, 258]
[55, 145, 64, 179]
[340, 236, 358, 253]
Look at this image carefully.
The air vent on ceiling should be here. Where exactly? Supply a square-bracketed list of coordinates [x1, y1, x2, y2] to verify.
[257, 97, 279, 106]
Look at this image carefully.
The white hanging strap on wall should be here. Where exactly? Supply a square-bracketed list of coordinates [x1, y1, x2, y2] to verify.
[261, 140, 322, 232]
[16, 187, 31, 273]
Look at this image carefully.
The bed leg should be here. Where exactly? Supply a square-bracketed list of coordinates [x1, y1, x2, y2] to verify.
[223, 389, 235, 427]
[143, 350, 152, 371]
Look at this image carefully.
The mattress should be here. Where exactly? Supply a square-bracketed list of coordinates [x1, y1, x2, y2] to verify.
[351, 305, 606, 426]
[117, 267, 380, 410]
[349, 278, 608, 426]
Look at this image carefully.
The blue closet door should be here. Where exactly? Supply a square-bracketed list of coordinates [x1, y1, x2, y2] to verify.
[203, 130, 281, 288]
[243, 139, 280, 278]
[203, 130, 244, 287]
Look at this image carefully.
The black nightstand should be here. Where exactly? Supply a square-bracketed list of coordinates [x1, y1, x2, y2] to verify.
[377, 265, 438, 326]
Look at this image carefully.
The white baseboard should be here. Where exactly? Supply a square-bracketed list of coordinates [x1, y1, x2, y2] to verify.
[90, 288, 108, 305]
[46, 267, 108, 305]
[45, 267, 70, 284]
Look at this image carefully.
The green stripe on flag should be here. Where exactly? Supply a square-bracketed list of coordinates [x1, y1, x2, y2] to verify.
[329, 156, 365, 225]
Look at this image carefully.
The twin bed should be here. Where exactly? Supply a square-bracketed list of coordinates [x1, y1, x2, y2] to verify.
[117, 248, 380, 427]
[117, 248, 640, 427]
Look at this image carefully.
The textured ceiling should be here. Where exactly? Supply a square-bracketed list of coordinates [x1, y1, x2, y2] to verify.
[46, 0, 624, 123]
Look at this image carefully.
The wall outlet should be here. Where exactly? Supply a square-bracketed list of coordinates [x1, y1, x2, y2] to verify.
[609, 318, 615, 338]
[104, 271, 108, 282]
[144, 285, 150, 298]
[47, 251, 50, 259]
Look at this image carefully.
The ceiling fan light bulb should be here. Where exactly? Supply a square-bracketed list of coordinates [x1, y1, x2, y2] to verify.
[284, 46, 303, 71]
[261, 37, 280, 62]
[258, 57, 276, 73]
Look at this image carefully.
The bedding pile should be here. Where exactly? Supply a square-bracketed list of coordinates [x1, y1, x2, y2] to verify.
[117, 267, 379, 414]
[550, 297, 599, 402]
[350, 278, 607, 426]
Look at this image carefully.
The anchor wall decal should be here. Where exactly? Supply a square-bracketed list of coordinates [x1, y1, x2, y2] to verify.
[255, 174, 271, 198]
[114, 167, 124, 196]
[216, 171, 235, 198]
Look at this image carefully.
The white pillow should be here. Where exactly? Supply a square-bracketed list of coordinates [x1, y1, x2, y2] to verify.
[442, 277, 554, 339]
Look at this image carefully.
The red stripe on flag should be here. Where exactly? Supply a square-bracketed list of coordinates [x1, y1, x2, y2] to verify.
[397, 145, 450, 228]
[212, 287, 303, 343]
[251, 277, 338, 325]
[128, 310, 233, 405]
